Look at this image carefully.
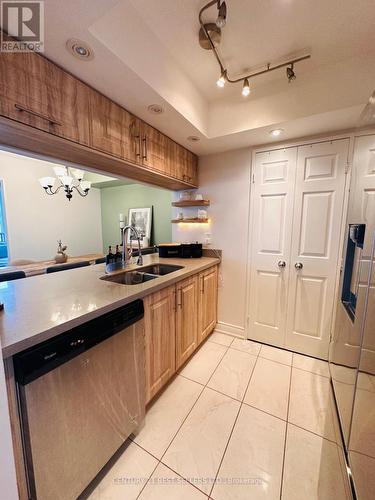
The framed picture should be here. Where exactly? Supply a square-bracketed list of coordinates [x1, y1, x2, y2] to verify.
[127, 207, 152, 245]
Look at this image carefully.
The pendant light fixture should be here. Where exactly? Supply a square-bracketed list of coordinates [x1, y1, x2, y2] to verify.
[39, 166, 91, 201]
[199, 0, 310, 96]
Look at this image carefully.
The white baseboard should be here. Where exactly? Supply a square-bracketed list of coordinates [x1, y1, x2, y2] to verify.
[215, 321, 245, 338]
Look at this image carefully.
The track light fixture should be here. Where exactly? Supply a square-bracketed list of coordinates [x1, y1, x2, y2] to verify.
[216, 70, 226, 87]
[242, 78, 250, 97]
[199, 1, 310, 96]
[286, 64, 296, 83]
[216, 1, 227, 28]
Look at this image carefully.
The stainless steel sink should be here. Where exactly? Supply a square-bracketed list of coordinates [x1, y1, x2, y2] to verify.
[137, 264, 184, 276]
[102, 271, 157, 285]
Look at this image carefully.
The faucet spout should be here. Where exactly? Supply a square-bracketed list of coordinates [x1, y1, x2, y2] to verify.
[121, 226, 143, 267]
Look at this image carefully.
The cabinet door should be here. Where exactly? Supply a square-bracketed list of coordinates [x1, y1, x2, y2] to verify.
[141, 121, 170, 175]
[176, 276, 199, 369]
[0, 51, 90, 145]
[198, 266, 218, 344]
[171, 143, 198, 186]
[144, 285, 176, 402]
[88, 90, 139, 162]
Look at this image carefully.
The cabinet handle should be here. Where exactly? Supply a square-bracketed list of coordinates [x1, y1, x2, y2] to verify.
[173, 289, 177, 311]
[142, 136, 148, 160]
[14, 104, 62, 126]
[201, 276, 205, 294]
[295, 262, 303, 270]
[177, 289, 183, 308]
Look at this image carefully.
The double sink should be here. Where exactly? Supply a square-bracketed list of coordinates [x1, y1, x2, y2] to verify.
[102, 264, 184, 286]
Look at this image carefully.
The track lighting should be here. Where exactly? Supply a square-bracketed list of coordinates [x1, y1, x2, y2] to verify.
[216, 70, 226, 88]
[242, 78, 250, 97]
[286, 64, 296, 83]
[199, 0, 310, 97]
[216, 1, 227, 28]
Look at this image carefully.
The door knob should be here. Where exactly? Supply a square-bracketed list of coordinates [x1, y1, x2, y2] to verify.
[278, 260, 286, 268]
[295, 262, 303, 270]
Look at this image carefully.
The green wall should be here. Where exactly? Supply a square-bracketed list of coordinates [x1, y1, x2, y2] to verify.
[100, 183, 172, 251]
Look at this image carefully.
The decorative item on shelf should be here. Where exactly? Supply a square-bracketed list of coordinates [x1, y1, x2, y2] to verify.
[179, 191, 192, 201]
[198, 209, 208, 220]
[195, 193, 203, 200]
[39, 167, 91, 201]
[54, 240, 68, 263]
[177, 212, 184, 220]
[198, 0, 310, 96]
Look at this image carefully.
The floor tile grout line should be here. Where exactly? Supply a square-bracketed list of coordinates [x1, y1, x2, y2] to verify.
[208, 345, 262, 498]
[292, 364, 330, 378]
[154, 338, 232, 497]
[279, 353, 293, 500]
[132, 441, 161, 500]
[159, 383, 206, 462]
[153, 461, 211, 498]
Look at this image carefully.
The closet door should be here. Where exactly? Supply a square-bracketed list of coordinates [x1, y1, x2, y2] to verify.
[248, 148, 297, 346]
[285, 139, 349, 358]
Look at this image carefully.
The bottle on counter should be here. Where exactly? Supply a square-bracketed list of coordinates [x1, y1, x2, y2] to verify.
[115, 245, 122, 262]
[106, 246, 113, 265]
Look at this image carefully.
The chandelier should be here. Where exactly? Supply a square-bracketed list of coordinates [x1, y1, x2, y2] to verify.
[39, 167, 91, 201]
[199, 0, 311, 96]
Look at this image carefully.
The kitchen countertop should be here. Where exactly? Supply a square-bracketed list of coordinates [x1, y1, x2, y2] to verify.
[0, 254, 220, 358]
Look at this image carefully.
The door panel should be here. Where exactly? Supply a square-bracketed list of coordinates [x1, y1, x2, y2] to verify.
[144, 286, 176, 402]
[198, 267, 218, 344]
[248, 148, 297, 346]
[285, 139, 349, 358]
[176, 276, 198, 369]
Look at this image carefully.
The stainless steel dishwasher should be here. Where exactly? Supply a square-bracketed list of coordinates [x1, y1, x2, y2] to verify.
[13, 299, 145, 500]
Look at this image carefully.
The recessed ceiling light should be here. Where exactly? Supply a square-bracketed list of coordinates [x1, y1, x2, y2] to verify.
[66, 39, 94, 61]
[187, 136, 200, 142]
[147, 104, 164, 115]
[269, 129, 284, 137]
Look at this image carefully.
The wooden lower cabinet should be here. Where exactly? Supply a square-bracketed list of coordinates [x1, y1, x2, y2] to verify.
[145, 266, 218, 403]
[144, 285, 176, 403]
[198, 266, 218, 344]
[175, 275, 199, 369]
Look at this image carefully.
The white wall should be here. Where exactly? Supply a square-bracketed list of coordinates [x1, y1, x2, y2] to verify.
[0, 150, 103, 262]
[172, 148, 252, 337]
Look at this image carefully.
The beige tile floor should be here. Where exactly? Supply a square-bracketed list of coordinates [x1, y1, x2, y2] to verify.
[88, 332, 352, 500]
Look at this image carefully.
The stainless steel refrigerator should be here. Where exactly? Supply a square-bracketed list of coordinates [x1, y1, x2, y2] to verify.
[329, 133, 375, 500]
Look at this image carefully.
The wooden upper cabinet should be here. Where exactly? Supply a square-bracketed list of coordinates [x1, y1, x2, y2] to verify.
[140, 121, 170, 175]
[0, 45, 199, 188]
[198, 266, 218, 344]
[0, 51, 90, 145]
[144, 285, 176, 403]
[176, 275, 199, 369]
[88, 89, 139, 163]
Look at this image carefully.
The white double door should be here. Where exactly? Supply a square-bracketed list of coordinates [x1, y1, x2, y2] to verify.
[248, 139, 349, 359]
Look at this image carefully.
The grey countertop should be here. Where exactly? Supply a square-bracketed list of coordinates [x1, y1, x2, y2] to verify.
[0, 254, 220, 358]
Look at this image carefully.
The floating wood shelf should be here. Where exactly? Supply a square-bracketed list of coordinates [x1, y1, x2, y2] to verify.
[171, 218, 209, 224]
[172, 200, 210, 207]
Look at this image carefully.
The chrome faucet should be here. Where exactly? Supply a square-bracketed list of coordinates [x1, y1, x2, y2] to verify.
[122, 226, 143, 267]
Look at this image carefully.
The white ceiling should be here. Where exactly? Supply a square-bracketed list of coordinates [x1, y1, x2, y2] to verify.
[7, 0, 375, 154]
